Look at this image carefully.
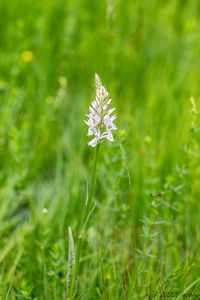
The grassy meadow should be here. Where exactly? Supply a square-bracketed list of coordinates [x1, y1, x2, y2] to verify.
[0, 0, 200, 299]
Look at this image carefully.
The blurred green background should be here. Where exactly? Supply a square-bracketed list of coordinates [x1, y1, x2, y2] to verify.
[0, 0, 200, 299]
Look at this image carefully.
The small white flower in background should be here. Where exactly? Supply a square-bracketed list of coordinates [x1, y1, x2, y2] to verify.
[85, 74, 117, 147]
[42, 208, 48, 214]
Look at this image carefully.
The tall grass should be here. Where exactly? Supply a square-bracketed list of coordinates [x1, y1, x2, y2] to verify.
[0, 0, 200, 299]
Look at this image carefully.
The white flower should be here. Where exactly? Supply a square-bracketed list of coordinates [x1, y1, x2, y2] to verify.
[85, 74, 117, 147]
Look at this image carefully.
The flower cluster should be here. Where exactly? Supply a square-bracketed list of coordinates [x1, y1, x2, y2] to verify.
[85, 74, 117, 147]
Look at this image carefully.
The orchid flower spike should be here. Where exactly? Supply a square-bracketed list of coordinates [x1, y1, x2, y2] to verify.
[85, 74, 117, 147]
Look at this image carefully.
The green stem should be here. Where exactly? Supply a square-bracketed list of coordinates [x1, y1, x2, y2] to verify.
[82, 144, 99, 232]
[68, 145, 100, 299]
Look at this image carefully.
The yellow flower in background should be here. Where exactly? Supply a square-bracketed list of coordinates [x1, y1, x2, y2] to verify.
[60, 277, 65, 284]
[106, 273, 111, 280]
[21, 50, 33, 62]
